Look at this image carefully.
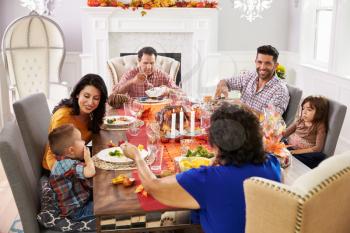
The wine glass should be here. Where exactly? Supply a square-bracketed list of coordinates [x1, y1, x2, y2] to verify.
[200, 110, 211, 134]
[146, 122, 160, 159]
[128, 121, 141, 136]
[124, 99, 143, 119]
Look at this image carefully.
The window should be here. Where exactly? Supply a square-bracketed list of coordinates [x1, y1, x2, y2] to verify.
[314, 0, 334, 63]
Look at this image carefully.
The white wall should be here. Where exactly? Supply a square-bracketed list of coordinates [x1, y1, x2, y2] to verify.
[0, 0, 84, 52]
[287, 0, 301, 53]
[295, 64, 350, 154]
[218, 0, 290, 51]
[1, 0, 291, 52]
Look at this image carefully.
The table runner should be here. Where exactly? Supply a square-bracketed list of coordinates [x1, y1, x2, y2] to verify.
[132, 171, 170, 211]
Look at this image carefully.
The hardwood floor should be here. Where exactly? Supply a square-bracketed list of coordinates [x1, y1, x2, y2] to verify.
[0, 178, 19, 233]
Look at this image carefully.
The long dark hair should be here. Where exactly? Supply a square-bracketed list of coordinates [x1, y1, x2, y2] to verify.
[209, 103, 266, 166]
[53, 74, 108, 133]
[300, 95, 329, 131]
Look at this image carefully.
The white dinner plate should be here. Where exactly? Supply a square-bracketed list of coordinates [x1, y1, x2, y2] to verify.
[96, 147, 149, 164]
[103, 115, 136, 127]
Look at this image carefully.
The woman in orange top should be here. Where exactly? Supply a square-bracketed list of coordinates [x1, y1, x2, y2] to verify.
[43, 73, 108, 170]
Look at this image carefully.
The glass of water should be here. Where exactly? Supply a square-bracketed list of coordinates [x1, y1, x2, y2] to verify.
[150, 145, 164, 171]
[127, 121, 141, 136]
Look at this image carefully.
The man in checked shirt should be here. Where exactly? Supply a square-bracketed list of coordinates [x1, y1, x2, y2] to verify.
[112, 47, 179, 98]
[215, 45, 289, 115]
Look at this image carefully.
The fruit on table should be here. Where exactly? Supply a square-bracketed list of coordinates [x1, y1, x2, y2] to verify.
[123, 177, 135, 187]
[137, 144, 144, 151]
[135, 184, 148, 197]
[180, 157, 211, 171]
[107, 140, 117, 147]
[112, 174, 135, 187]
[112, 174, 127, 184]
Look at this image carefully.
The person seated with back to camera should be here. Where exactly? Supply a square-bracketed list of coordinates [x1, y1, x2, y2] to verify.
[283, 95, 329, 169]
[112, 46, 180, 98]
[48, 124, 95, 221]
[120, 103, 281, 233]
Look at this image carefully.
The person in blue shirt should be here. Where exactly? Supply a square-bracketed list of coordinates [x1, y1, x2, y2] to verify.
[121, 103, 281, 233]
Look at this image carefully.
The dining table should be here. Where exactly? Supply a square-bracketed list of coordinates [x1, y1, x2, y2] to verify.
[92, 101, 311, 232]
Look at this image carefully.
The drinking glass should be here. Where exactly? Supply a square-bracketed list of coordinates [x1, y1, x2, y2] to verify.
[146, 122, 160, 152]
[124, 100, 143, 119]
[127, 121, 141, 136]
[200, 111, 211, 134]
[150, 145, 164, 171]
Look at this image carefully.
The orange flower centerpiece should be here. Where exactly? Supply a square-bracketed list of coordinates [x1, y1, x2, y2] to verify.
[261, 105, 291, 168]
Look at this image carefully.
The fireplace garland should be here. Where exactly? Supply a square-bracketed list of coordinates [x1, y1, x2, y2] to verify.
[87, 0, 218, 10]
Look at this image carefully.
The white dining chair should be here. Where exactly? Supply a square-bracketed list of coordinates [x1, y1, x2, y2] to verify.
[1, 11, 68, 109]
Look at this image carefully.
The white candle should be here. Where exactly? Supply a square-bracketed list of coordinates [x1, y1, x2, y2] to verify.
[171, 109, 176, 138]
[190, 110, 195, 135]
[179, 108, 184, 135]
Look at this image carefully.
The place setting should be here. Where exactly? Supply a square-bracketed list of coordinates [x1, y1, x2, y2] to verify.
[92, 143, 154, 170]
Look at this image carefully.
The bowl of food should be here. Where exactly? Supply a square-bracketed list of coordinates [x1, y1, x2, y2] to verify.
[184, 145, 215, 159]
[145, 86, 167, 98]
[178, 157, 212, 172]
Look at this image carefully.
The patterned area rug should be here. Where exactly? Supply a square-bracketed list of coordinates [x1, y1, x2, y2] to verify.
[9, 215, 23, 233]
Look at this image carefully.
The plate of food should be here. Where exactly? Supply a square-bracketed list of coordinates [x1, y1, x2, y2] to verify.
[137, 96, 168, 104]
[96, 146, 149, 164]
[103, 115, 136, 127]
[174, 145, 215, 171]
[184, 145, 215, 159]
[145, 86, 167, 98]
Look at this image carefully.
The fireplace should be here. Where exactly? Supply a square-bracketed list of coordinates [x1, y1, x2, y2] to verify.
[81, 7, 218, 98]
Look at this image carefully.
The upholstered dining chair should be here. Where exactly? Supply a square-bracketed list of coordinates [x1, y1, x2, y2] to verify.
[244, 150, 350, 233]
[1, 11, 68, 108]
[0, 119, 97, 233]
[282, 84, 303, 126]
[9, 93, 97, 232]
[107, 55, 180, 85]
[12, 93, 51, 179]
[0, 120, 53, 233]
[322, 98, 347, 157]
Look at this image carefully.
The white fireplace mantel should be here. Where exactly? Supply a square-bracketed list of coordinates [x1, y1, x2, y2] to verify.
[81, 7, 218, 97]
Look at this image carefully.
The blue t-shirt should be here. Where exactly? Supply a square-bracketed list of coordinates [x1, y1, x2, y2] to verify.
[176, 154, 281, 233]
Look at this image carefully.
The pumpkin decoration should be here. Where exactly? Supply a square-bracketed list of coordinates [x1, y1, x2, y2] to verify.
[108, 94, 129, 109]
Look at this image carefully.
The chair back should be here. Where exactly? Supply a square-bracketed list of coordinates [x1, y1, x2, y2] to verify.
[322, 98, 347, 157]
[282, 84, 303, 126]
[13, 93, 50, 179]
[244, 151, 350, 233]
[1, 11, 65, 100]
[107, 55, 180, 85]
[0, 120, 42, 233]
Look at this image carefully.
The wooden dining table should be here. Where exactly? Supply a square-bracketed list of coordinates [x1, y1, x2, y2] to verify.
[92, 105, 311, 232]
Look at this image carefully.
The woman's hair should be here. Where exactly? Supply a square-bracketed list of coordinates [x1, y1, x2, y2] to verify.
[208, 103, 266, 166]
[53, 74, 108, 133]
[300, 95, 329, 129]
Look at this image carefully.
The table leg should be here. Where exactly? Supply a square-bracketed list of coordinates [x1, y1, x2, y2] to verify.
[96, 216, 101, 233]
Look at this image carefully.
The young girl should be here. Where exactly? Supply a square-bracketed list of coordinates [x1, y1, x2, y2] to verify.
[283, 96, 329, 168]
